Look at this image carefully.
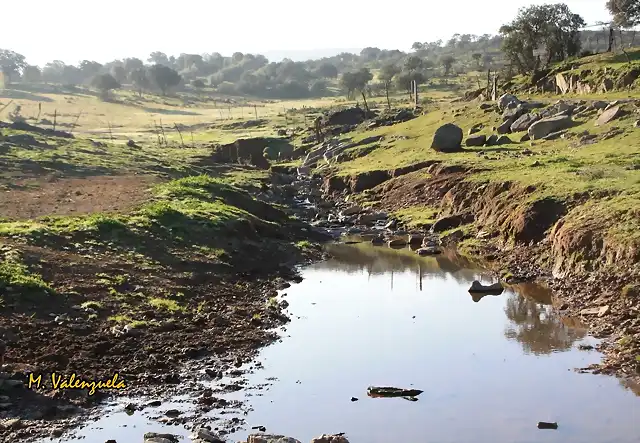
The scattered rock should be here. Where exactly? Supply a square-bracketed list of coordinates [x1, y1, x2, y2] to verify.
[520, 133, 531, 142]
[528, 116, 573, 140]
[367, 386, 423, 398]
[193, 427, 224, 443]
[416, 247, 442, 256]
[143, 433, 180, 443]
[387, 238, 407, 248]
[310, 435, 350, 443]
[432, 213, 472, 232]
[431, 123, 463, 153]
[510, 113, 541, 132]
[543, 130, 566, 141]
[340, 206, 362, 216]
[465, 134, 487, 147]
[485, 134, 499, 146]
[498, 94, 521, 112]
[247, 435, 302, 443]
[595, 105, 623, 126]
[468, 124, 483, 135]
[497, 119, 513, 134]
[497, 135, 512, 145]
[479, 103, 493, 110]
[578, 344, 595, 351]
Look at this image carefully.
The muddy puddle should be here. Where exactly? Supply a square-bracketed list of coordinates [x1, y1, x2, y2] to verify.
[43, 243, 639, 443]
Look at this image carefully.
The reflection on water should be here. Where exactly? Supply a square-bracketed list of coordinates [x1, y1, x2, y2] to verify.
[504, 290, 586, 355]
[43, 243, 639, 443]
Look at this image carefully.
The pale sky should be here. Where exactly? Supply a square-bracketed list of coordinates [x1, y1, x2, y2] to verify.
[2, 0, 610, 66]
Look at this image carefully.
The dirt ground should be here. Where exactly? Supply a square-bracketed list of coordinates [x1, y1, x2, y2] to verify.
[0, 175, 159, 220]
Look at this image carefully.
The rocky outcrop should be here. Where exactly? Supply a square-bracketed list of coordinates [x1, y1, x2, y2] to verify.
[324, 107, 368, 126]
[431, 123, 463, 153]
[528, 116, 573, 140]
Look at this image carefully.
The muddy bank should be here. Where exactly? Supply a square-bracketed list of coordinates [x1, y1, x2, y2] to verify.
[0, 167, 330, 442]
[314, 163, 640, 383]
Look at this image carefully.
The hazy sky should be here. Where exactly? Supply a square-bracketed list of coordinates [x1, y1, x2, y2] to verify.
[3, 0, 610, 66]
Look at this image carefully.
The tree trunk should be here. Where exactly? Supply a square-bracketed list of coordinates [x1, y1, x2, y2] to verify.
[385, 83, 391, 110]
[360, 91, 369, 113]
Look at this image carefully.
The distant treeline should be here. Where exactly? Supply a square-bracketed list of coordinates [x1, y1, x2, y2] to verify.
[0, 19, 636, 100]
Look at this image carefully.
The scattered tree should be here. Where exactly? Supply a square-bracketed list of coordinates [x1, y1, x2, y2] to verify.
[91, 73, 120, 99]
[500, 4, 585, 74]
[148, 51, 170, 66]
[472, 53, 483, 69]
[110, 65, 127, 84]
[315, 62, 339, 78]
[148, 64, 181, 95]
[607, 0, 640, 27]
[379, 63, 400, 109]
[22, 65, 41, 83]
[0, 49, 27, 84]
[440, 55, 456, 76]
[129, 68, 150, 97]
[79, 60, 103, 79]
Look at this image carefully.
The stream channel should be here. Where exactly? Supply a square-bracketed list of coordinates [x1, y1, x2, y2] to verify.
[44, 242, 639, 443]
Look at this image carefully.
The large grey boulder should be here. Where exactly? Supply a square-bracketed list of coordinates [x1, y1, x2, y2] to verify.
[502, 104, 526, 121]
[511, 113, 540, 132]
[595, 105, 623, 126]
[431, 123, 463, 152]
[528, 116, 573, 140]
[497, 119, 513, 134]
[498, 94, 521, 112]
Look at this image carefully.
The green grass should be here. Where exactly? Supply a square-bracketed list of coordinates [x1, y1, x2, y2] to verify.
[80, 300, 104, 310]
[327, 100, 640, 259]
[394, 206, 438, 228]
[0, 253, 53, 295]
[148, 297, 184, 312]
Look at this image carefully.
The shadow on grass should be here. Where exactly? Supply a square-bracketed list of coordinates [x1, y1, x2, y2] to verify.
[138, 106, 202, 116]
[0, 89, 54, 103]
[0, 158, 114, 178]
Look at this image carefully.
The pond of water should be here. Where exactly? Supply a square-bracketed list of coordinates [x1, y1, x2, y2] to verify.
[45, 243, 639, 443]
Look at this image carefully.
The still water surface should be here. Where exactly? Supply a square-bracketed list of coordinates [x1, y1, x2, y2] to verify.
[46, 244, 639, 443]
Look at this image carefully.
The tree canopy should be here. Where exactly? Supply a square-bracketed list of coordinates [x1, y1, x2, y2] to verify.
[500, 3, 585, 74]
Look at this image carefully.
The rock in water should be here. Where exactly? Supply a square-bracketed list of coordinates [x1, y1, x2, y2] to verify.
[465, 134, 486, 147]
[311, 435, 350, 443]
[468, 280, 504, 294]
[595, 105, 623, 126]
[416, 247, 442, 256]
[431, 123, 463, 153]
[247, 435, 302, 443]
[192, 427, 224, 443]
[537, 422, 559, 430]
[528, 116, 573, 140]
[367, 386, 423, 398]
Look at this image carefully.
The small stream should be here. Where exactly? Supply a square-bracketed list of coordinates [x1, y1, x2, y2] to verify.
[45, 243, 639, 443]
